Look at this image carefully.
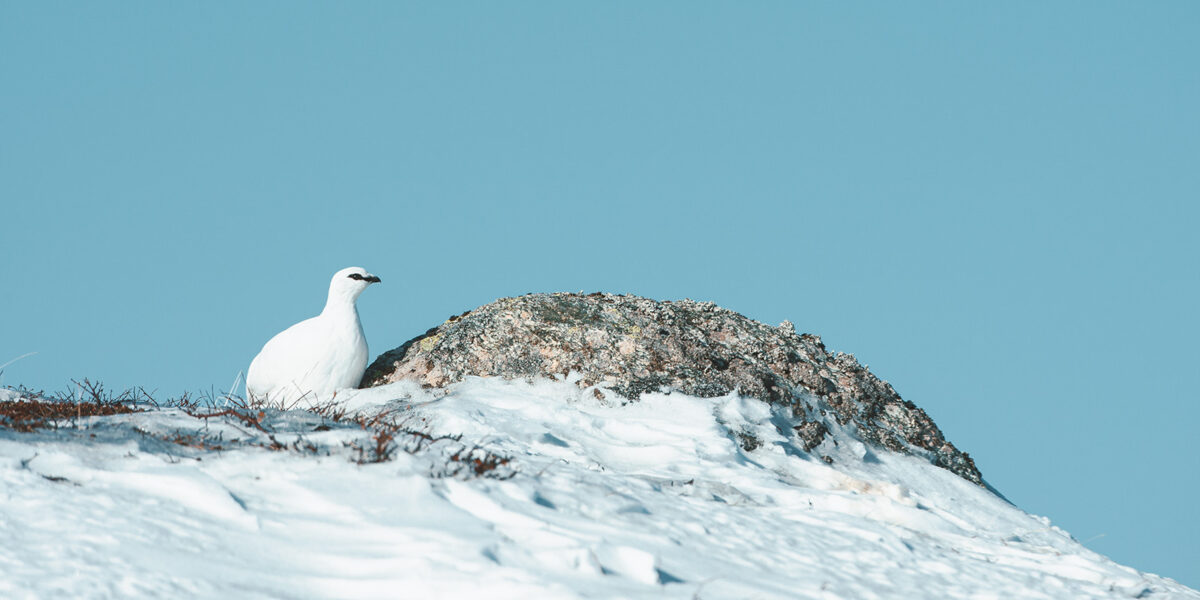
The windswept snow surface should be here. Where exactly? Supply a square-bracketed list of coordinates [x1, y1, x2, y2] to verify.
[1, 378, 1194, 599]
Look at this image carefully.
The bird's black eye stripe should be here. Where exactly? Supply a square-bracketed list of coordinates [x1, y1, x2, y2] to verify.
[348, 273, 364, 280]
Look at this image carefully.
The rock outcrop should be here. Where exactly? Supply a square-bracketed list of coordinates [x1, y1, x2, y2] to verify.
[363, 292, 982, 485]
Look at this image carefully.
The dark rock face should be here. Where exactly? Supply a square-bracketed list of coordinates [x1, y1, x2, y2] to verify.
[363, 292, 983, 485]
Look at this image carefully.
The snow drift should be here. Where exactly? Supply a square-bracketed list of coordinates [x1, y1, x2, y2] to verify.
[2, 378, 1195, 599]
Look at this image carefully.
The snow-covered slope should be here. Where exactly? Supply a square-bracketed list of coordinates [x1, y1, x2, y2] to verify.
[1, 378, 1195, 599]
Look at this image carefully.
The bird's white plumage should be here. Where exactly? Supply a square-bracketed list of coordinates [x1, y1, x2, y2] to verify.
[246, 266, 380, 406]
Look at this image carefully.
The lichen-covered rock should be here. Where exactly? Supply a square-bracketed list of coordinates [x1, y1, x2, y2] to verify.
[362, 292, 983, 485]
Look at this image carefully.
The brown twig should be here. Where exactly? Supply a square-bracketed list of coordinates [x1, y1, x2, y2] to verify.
[190, 408, 270, 433]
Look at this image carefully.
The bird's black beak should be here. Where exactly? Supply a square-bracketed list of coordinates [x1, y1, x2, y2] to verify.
[366, 275, 381, 283]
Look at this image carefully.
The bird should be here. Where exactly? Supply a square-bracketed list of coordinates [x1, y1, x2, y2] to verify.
[246, 266, 381, 407]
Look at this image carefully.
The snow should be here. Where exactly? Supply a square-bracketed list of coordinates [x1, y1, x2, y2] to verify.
[1, 378, 1195, 599]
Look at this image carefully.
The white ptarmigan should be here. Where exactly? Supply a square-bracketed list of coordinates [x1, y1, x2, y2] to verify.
[246, 267, 381, 406]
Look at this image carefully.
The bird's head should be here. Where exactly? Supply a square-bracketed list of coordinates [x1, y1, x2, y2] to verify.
[329, 266, 381, 303]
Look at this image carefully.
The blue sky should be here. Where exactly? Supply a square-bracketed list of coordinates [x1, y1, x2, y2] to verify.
[2, 2, 1197, 587]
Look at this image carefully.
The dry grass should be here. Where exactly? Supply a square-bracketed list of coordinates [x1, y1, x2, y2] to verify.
[0, 379, 142, 432]
[0, 398, 138, 432]
[2, 379, 515, 479]
[445, 446, 514, 479]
